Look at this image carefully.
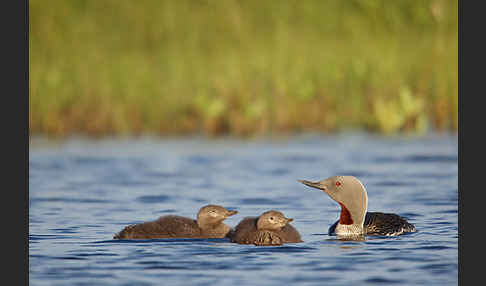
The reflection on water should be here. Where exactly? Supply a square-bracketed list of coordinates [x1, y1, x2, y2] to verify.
[329, 236, 367, 242]
[29, 133, 458, 285]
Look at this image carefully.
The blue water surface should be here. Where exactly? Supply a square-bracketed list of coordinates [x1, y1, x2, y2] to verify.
[29, 133, 458, 285]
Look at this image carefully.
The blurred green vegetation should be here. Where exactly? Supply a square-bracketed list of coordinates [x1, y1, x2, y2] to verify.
[30, 0, 457, 138]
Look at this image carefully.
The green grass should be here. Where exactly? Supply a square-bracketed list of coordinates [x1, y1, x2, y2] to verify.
[30, 0, 458, 138]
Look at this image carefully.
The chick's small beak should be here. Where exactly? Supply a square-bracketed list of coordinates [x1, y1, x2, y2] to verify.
[227, 210, 238, 216]
[298, 179, 326, 191]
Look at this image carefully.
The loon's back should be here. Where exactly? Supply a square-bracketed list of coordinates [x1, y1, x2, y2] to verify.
[328, 212, 416, 236]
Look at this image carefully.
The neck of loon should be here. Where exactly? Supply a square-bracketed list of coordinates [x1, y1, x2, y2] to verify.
[338, 202, 366, 229]
[338, 178, 368, 231]
[337, 187, 368, 233]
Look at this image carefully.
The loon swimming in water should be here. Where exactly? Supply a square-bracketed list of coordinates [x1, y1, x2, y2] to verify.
[230, 210, 302, 246]
[298, 176, 416, 237]
[113, 205, 238, 239]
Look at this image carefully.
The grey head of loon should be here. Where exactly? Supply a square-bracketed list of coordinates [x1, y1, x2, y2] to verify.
[298, 175, 368, 228]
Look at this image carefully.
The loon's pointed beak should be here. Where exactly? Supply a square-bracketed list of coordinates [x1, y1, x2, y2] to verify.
[298, 179, 326, 191]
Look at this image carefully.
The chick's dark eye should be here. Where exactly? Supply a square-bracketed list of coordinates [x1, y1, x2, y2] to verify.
[335, 181, 341, 187]
[269, 217, 274, 220]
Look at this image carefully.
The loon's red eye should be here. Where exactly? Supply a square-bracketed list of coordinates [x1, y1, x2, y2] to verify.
[335, 181, 341, 187]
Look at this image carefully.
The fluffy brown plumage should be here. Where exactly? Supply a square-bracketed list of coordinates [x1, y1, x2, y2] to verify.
[230, 210, 302, 246]
[114, 205, 238, 239]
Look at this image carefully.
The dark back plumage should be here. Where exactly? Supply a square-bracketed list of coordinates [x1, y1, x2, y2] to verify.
[328, 212, 416, 236]
[363, 212, 416, 236]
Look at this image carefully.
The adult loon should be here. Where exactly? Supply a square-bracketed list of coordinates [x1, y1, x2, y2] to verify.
[230, 210, 302, 245]
[298, 176, 416, 237]
[114, 205, 238, 239]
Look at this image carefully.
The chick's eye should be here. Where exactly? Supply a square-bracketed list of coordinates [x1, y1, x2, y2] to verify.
[335, 181, 341, 187]
[269, 217, 274, 221]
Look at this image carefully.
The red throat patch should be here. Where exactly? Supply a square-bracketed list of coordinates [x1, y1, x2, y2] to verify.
[338, 202, 354, 225]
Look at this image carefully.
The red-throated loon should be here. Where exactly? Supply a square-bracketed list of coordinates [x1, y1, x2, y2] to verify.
[113, 205, 238, 239]
[230, 210, 303, 245]
[298, 176, 416, 237]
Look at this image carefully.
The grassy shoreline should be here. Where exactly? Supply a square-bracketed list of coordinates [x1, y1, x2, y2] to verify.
[30, 0, 457, 138]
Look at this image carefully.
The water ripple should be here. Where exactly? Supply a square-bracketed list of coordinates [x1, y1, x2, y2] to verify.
[136, 195, 171, 203]
[237, 198, 283, 205]
[29, 135, 458, 286]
